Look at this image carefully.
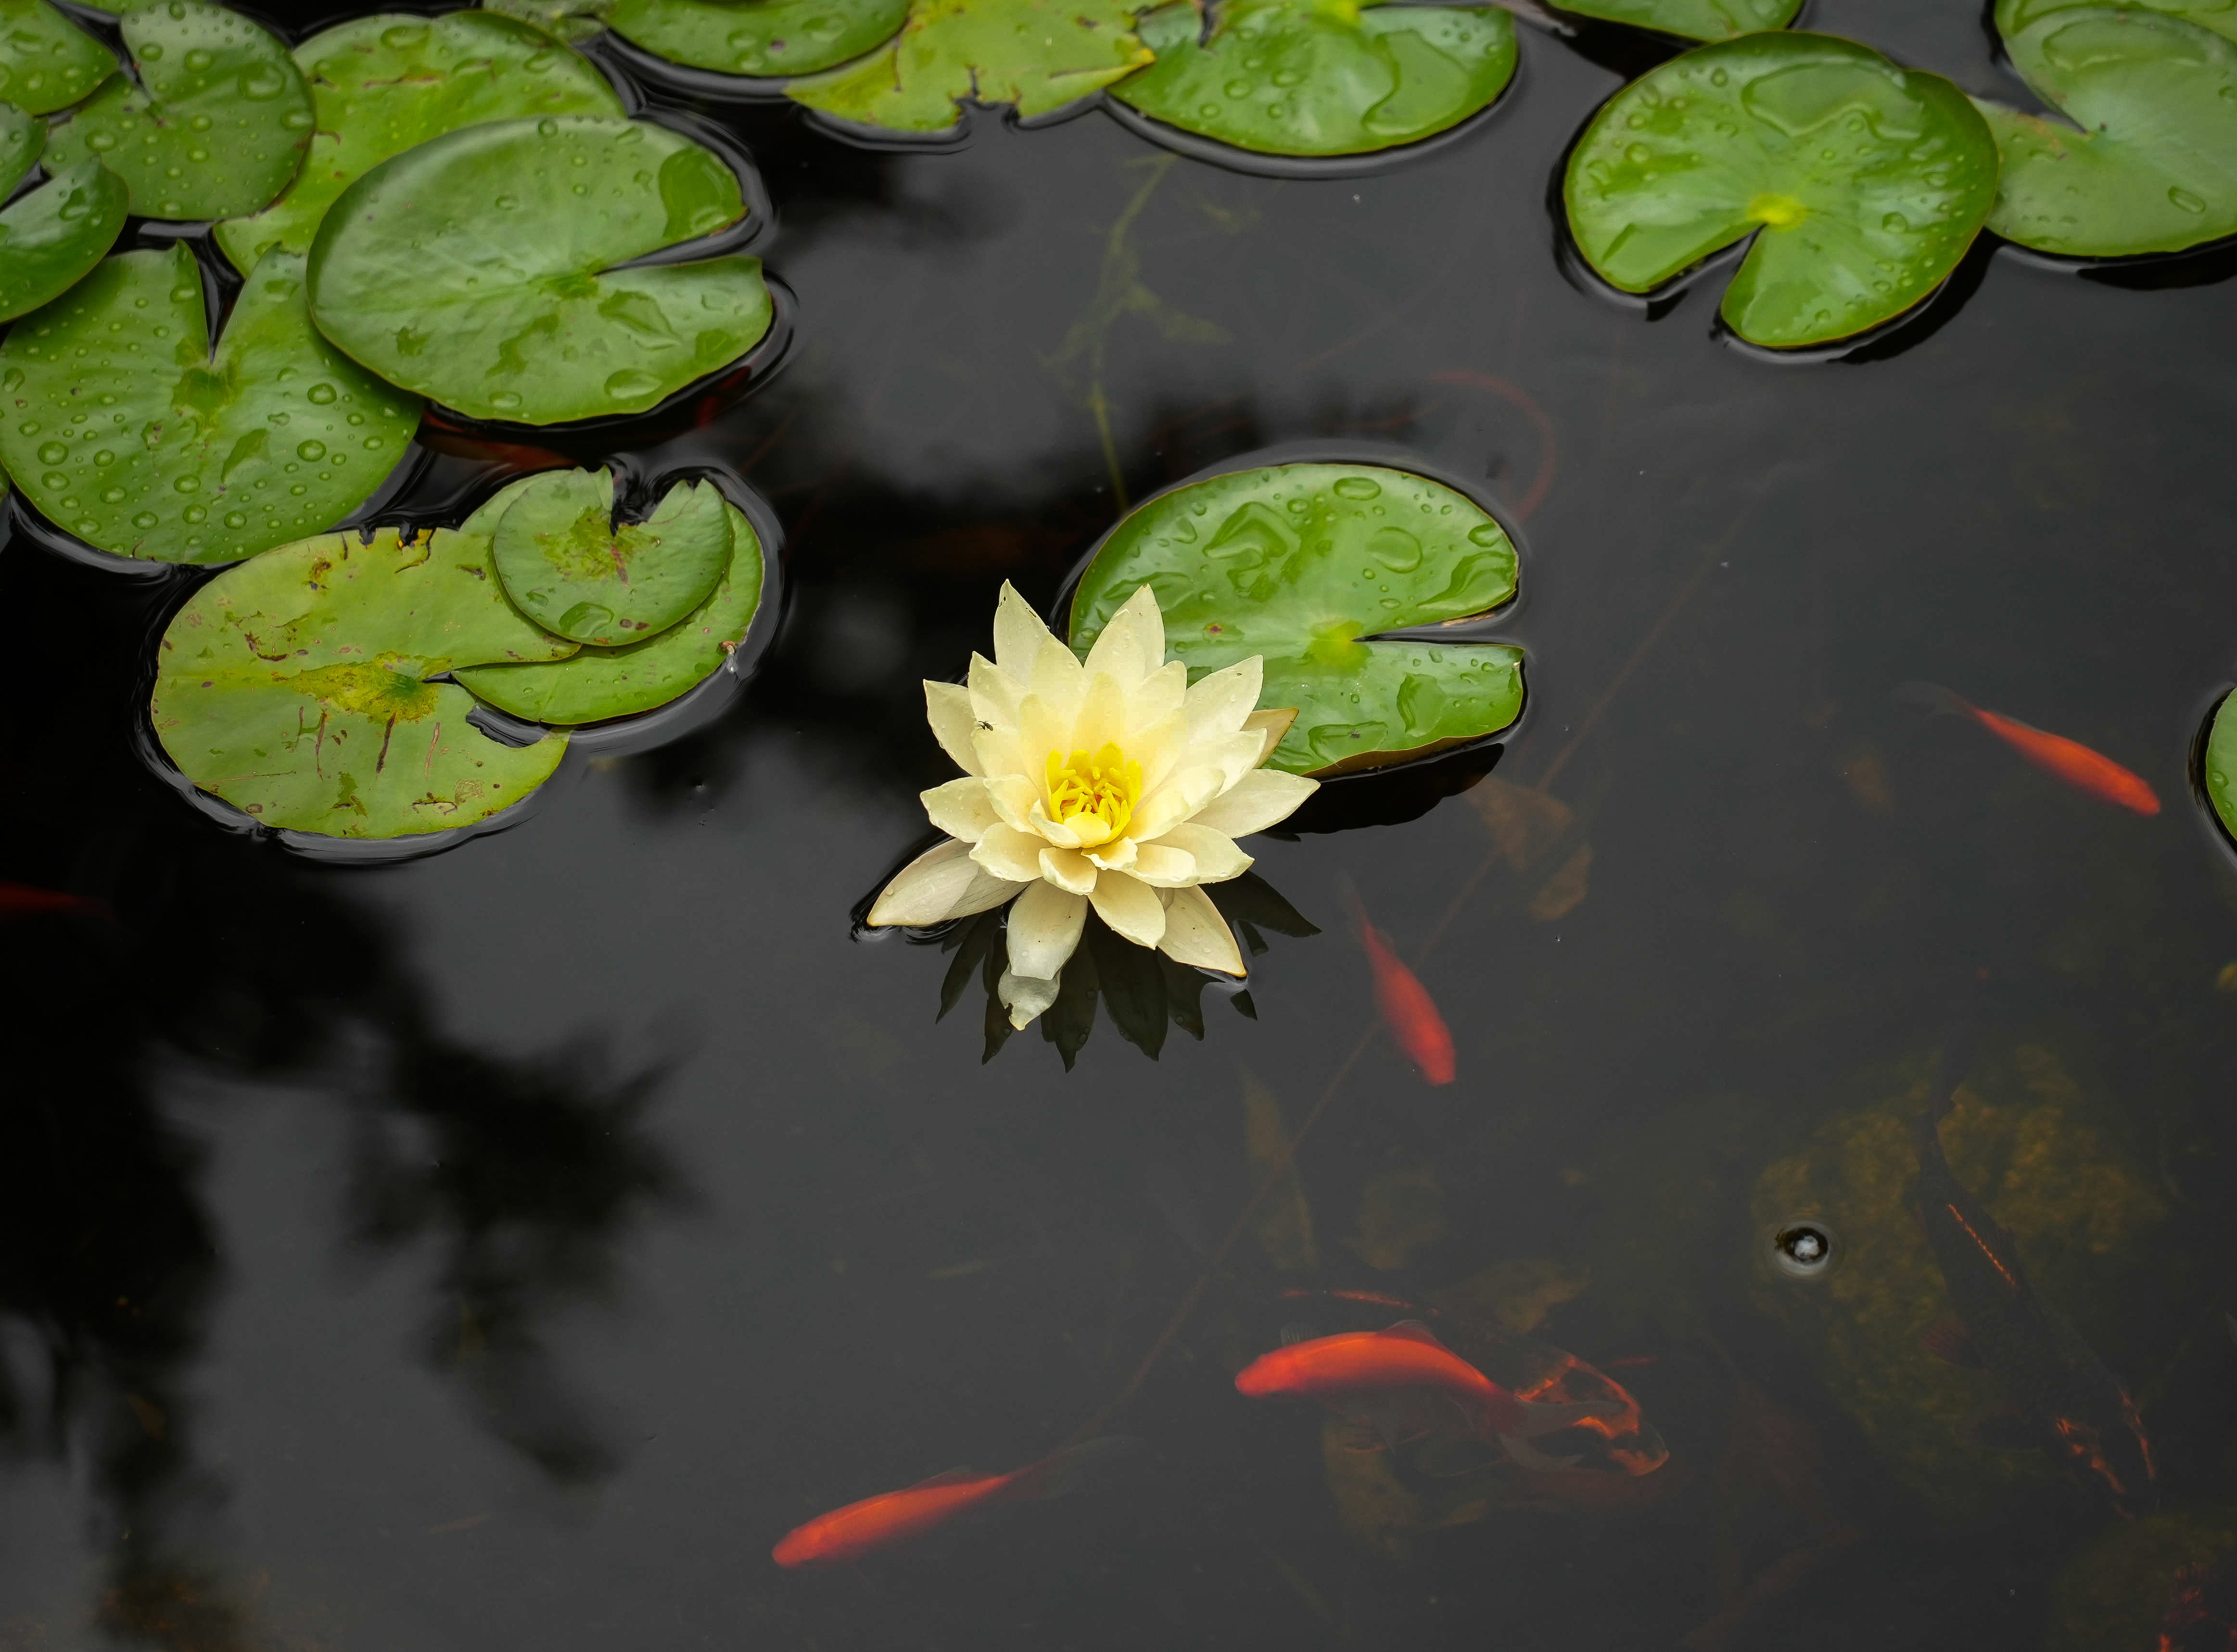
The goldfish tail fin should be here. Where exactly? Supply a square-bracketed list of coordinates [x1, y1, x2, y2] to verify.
[1511, 1398, 1624, 1439]
[1004, 1436, 1140, 1503]
[1895, 680, 1970, 719]
[1498, 1433, 1583, 1472]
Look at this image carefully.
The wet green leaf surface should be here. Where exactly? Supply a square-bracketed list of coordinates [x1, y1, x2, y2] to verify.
[1977, 7, 2237, 257]
[216, 11, 623, 272]
[1069, 463, 1523, 775]
[0, 0, 116, 115]
[153, 524, 576, 838]
[608, 0, 912, 76]
[47, 0, 311, 222]
[1111, 0, 1513, 157]
[457, 497, 763, 723]
[0, 245, 420, 562]
[2204, 689, 2237, 844]
[308, 115, 769, 425]
[1563, 33, 1999, 348]
[1551, 0, 1800, 41]
[786, 0, 1152, 133]
[0, 160, 128, 322]
[490, 469, 731, 644]
[482, 0, 612, 41]
[2000, 0, 2237, 47]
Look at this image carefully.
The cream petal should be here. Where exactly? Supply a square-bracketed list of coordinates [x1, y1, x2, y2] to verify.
[967, 653, 1025, 731]
[992, 582, 1052, 677]
[1130, 764, 1226, 841]
[1085, 836, 1138, 871]
[866, 839, 1028, 928]
[924, 681, 984, 777]
[1124, 709, 1187, 797]
[1241, 706, 1298, 766]
[1007, 880, 1087, 979]
[1183, 657, 1263, 741]
[1081, 585, 1165, 688]
[1158, 885, 1245, 975]
[985, 774, 1039, 833]
[1029, 632, 1085, 712]
[1188, 768, 1319, 837]
[1128, 842, 1197, 887]
[971, 824, 1046, 883]
[1068, 669, 1130, 757]
[1065, 812, 1115, 848]
[998, 967, 1062, 1030]
[1017, 693, 1071, 790]
[1146, 822, 1252, 883]
[921, 777, 1001, 843]
[1089, 869, 1166, 948]
[1039, 845, 1097, 894]
[1128, 660, 1188, 735]
[1027, 800, 1084, 849]
[1201, 728, 1271, 793]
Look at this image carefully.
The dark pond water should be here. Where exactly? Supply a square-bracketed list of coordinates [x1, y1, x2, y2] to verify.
[6, 1, 2237, 1647]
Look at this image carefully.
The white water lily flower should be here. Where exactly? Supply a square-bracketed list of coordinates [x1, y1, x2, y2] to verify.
[867, 582, 1319, 1029]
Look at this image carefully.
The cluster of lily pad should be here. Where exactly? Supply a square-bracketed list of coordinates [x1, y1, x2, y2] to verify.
[150, 468, 768, 840]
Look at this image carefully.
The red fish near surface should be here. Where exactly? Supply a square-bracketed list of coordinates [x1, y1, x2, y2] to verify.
[1898, 682, 2160, 815]
[1347, 892, 1455, 1085]
[771, 1438, 1129, 1567]
[1236, 1322, 1614, 1470]
[0, 884, 106, 919]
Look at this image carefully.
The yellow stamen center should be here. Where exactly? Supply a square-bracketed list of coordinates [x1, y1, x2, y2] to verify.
[1046, 742, 1142, 838]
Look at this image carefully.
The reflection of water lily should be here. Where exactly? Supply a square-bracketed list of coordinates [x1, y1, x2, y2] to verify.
[868, 584, 1317, 1029]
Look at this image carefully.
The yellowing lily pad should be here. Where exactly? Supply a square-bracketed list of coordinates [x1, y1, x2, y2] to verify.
[47, 0, 312, 222]
[215, 11, 624, 273]
[307, 115, 770, 425]
[151, 525, 578, 839]
[786, 0, 1152, 135]
[1563, 32, 2000, 349]
[1975, 6, 2237, 257]
[1069, 462, 1523, 776]
[607, 0, 913, 77]
[490, 468, 731, 644]
[0, 0, 116, 115]
[0, 244, 420, 563]
[1110, 0, 1514, 159]
[1551, 0, 1800, 41]
[0, 102, 127, 323]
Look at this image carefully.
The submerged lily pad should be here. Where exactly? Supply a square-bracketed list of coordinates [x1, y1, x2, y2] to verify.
[786, 0, 1152, 134]
[1550, 0, 1800, 41]
[607, 0, 912, 76]
[2203, 690, 2237, 845]
[0, 0, 116, 115]
[152, 525, 577, 838]
[47, 0, 312, 222]
[1111, 0, 1514, 158]
[1563, 32, 2000, 348]
[458, 496, 764, 724]
[491, 468, 731, 644]
[0, 244, 421, 562]
[1069, 463, 1523, 775]
[1975, 7, 2237, 257]
[216, 11, 624, 272]
[0, 102, 127, 322]
[309, 115, 769, 425]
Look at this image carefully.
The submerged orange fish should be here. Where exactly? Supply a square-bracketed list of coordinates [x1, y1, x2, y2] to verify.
[1236, 1322, 1612, 1470]
[0, 883, 106, 920]
[1899, 682, 2159, 815]
[771, 1438, 1129, 1567]
[1347, 894, 1454, 1085]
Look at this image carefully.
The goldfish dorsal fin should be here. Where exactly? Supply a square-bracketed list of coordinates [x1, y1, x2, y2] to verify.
[905, 1468, 982, 1491]
[1380, 1320, 1449, 1348]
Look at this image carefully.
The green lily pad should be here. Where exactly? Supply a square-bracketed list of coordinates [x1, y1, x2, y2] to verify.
[1068, 463, 1523, 776]
[2000, 0, 2237, 47]
[1549, 0, 1801, 41]
[0, 0, 116, 115]
[308, 115, 770, 425]
[215, 11, 624, 273]
[607, 0, 912, 76]
[786, 0, 1152, 135]
[483, 0, 612, 42]
[1110, 0, 1513, 158]
[0, 243, 421, 563]
[1563, 32, 2000, 349]
[152, 524, 578, 839]
[47, 0, 312, 222]
[490, 468, 731, 644]
[0, 102, 127, 323]
[1975, 7, 2237, 257]
[2203, 689, 2237, 845]
[457, 496, 764, 724]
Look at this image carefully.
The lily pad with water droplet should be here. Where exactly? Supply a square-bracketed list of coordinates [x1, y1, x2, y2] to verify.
[606, 0, 913, 77]
[2203, 690, 2237, 846]
[1975, 7, 2237, 257]
[308, 115, 769, 425]
[482, 0, 611, 42]
[1549, 0, 1800, 42]
[490, 468, 731, 644]
[457, 496, 763, 724]
[46, 0, 311, 222]
[1110, 0, 1514, 158]
[1069, 463, 1523, 776]
[151, 524, 577, 839]
[786, 0, 1152, 135]
[2000, 0, 2237, 47]
[0, 0, 117, 115]
[215, 11, 624, 273]
[1563, 32, 2000, 349]
[0, 101, 128, 322]
[0, 244, 421, 563]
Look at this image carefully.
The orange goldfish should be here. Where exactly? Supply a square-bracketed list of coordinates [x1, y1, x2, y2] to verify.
[0, 884, 106, 920]
[1236, 1322, 1613, 1470]
[1347, 893, 1454, 1084]
[1898, 682, 2160, 815]
[771, 1438, 1130, 1567]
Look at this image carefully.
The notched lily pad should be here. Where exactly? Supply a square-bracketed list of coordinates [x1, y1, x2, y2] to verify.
[48, 0, 312, 222]
[491, 467, 730, 644]
[607, 0, 913, 77]
[1549, 0, 1801, 42]
[216, 11, 625, 272]
[152, 524, 577, 838]
[458, 495, 764, 724]
[1069, 463, 1523, 776]
[0, 244, 421, 563]
[1976, 6, 2237, 257]
[1563, 32, 2000, 349]
[1111, 0, 1514, 158]
[786, 0, 1152, 135]
[0, 0, 117, 115]
[308, 115, 771, 425]
[0, 103, 127, 323]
